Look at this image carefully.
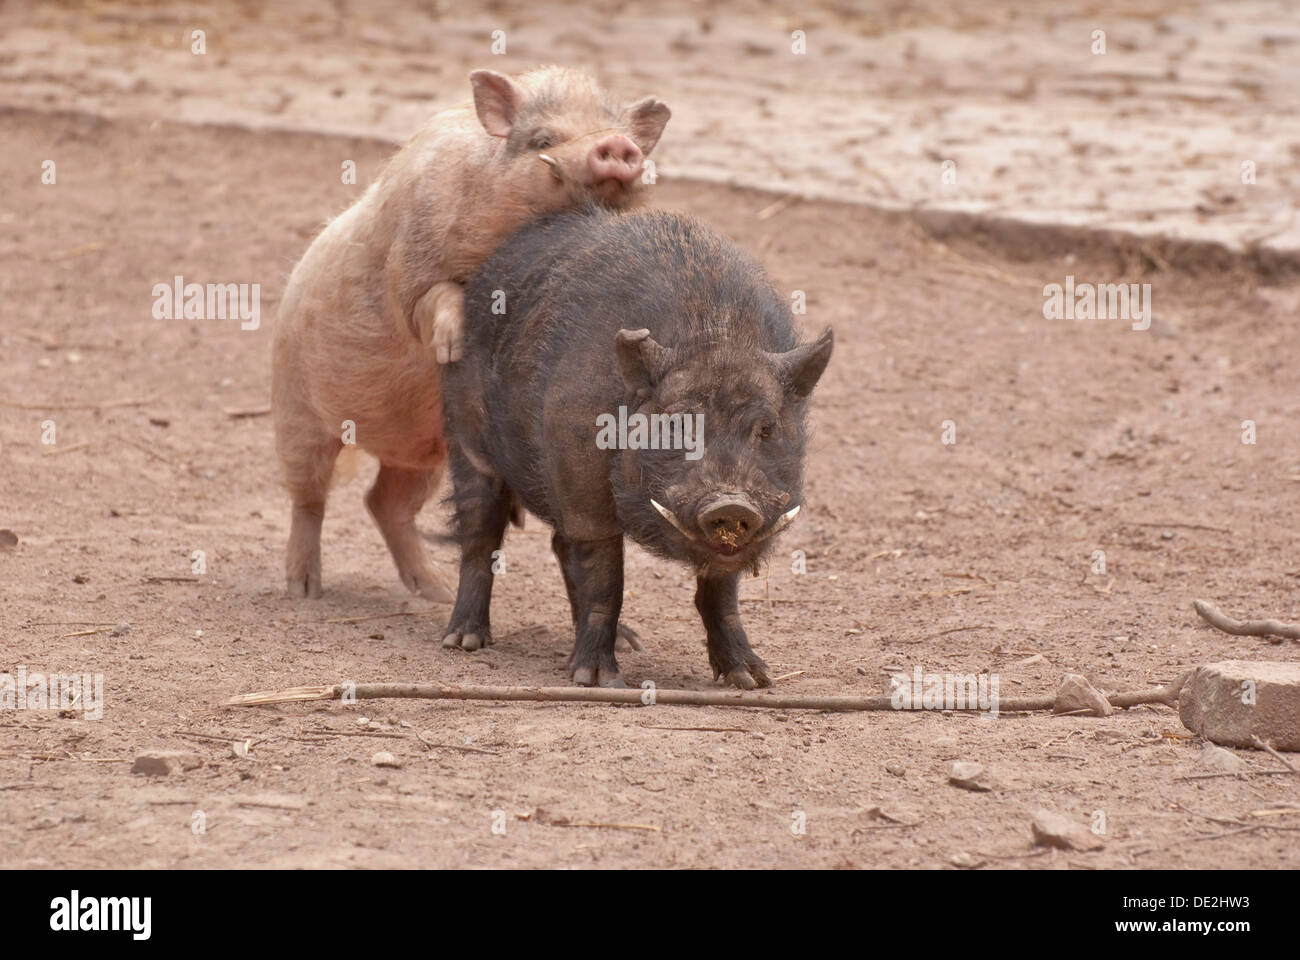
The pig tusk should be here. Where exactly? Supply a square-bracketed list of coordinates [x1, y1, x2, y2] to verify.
[753, 505, 801, 542]
[650, 498, 701, 541]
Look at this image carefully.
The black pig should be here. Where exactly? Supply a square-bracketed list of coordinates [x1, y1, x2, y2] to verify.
[440, 208, 833, 688]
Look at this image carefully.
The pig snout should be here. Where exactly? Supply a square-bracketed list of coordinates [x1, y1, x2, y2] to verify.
[697, 495, 764, 551]
[587, 134, 643, 186]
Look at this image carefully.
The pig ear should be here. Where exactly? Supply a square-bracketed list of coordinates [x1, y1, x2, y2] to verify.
[470, 70, 524, 138]
[621, 97, 671, 155]
[616, 328, 673, 397]
[769, 327, 834, 400]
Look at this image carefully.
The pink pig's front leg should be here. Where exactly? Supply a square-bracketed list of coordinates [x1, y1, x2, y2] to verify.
[412, 280, 466, 364]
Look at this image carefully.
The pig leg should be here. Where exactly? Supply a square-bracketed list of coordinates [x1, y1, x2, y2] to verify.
[365, 463, 455, 603]
[277, 421, 341, 599]
[552, 532, 643, 653]
[442, 447, 513, 650]
[695, 574, 772, 690]
[553, 534, 626, 687]
[411, 281, 465, 365]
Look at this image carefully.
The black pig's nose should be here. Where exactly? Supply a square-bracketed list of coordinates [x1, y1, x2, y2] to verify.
[698, 496, 764, 548]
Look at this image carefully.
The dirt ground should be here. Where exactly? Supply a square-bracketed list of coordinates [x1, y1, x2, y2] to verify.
[3, 0, 1297, 251]
[2, 0, 1300, 871]
[3, 105, 1299, 869]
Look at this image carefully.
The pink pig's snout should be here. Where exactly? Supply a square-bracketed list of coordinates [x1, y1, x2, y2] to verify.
[587, 134, 644, 186]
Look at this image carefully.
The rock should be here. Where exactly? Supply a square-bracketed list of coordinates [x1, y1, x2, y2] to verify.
[1031, 809, 1105, 851]
[110, 622, 131, 637]
[0, 529, 17, 548]
[885, 760, 906, 777]
[1199, 743, 1245, 774]
[947, 760, 994, 792]
[950, 852, 986, 869]
[131, 749, 202, 776]
[371, 751, 401, 768]
[1054, 673, 1113, 717]
[1094, 727, 1130, 742]
[1179, 661, 1300, 751]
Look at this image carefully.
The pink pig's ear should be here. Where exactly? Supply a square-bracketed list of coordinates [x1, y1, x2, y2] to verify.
[470, 70, 524, 138]
[621, 97, 671, 155]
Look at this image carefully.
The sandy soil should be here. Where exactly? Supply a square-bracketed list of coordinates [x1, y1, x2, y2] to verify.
[2, 101, 1299, 868]
[2, 0, 1297, 252]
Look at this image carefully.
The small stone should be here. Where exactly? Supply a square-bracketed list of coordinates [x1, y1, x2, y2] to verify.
[110, 622, 131, 637]
[1199, 743, 1245, 774]
[1180, 661, 1300, 751]
[371, 751, 401, 768]
[947, 760, 994, 792]
[885, 760, 906, 777]
[1031, 808, 1105, 851]
[1094, 728, 1130, 742]
[950, 852, 985, 869]
[1054, 673, 1113, 717]
[131, 749, 202, 777]
[0, 529, 18, 548]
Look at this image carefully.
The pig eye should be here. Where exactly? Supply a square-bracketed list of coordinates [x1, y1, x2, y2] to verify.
[528, 129, 556, 150]
[756, 420, 778, 442]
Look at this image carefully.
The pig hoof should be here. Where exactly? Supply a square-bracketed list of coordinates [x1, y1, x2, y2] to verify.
[615, 622, 644, 652]
[442, 628, 490, 651]
[571, 665, 626, 688]
[713, 658, 772, 690]
[724, 667, 759, 690]
[285, 574, 322, 599]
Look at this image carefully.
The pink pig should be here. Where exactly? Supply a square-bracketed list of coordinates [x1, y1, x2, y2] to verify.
[271, 66, 670, 600]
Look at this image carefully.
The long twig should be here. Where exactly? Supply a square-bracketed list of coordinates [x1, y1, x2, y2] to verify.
[1252, 736, 1300, 776]
[227, 674, 1188, 714]
[0, 396, 154, 411]
[1193, 599, 1300, 642]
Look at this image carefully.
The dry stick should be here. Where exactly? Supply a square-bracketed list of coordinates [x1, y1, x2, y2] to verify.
[1128, 521, 1229, 533]
[227, 674, 1189, 714]
[0, 396, 154, 411]
[318, 611, 430, 625]
[118, 437, 180, 468]
[173, 729, 262, 745]
[224, 406, 272, 419]
[1251, 735, 1300, 776]
[28, 621, 118, 627]
[303, 729, 408, 739]
[1175, 771, 1293, 781]
[42, 441, 90, 457]
[1193, 599, 1300, 643]
[545, 820, 661, 832]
